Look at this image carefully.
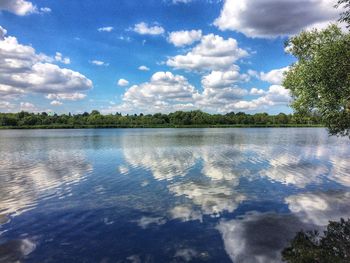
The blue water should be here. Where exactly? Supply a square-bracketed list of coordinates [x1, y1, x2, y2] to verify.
[0, 128, 350, 263]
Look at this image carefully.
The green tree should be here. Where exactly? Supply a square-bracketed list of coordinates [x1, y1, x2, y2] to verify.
[338, 0, 350, 26]
[283, 25, 350, 136]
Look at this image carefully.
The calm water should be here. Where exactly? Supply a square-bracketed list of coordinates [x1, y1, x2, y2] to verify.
[0, 128, 350, 263]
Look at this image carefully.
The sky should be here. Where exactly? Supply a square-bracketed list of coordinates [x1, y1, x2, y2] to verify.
[0, 0, 344, 114]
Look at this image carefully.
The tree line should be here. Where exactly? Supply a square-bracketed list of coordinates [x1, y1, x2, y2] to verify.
[0, 110, 323, 128]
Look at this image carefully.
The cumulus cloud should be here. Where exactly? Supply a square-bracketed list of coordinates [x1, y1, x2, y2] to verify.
[214, 0, 342, 38]
[133, 22, 165, 35]
[55, 52, 70, 65]
[90, 60, 108, 66]
[217, 85, 291, 112]
[0, 27, 93, 100]
[39, 7, 51, 13]
[122, 71, 196, 107]
[104, 68, 290, 114]
[138, 65, 150, 71]
[97, 26, 114, 32]
[50, 100, 62, 106]
[0, 26, 7, 40]
[107, 71, 197, 113]
[46, 92, 86, 101]
[167, 30, 202, 47]
[250, 88, 265, 95]
[0, 0, 50, 16]
[201, 66, 249, 89]
[117, 78, 129, 87]
[166, 34, 248, 71]
[260, 67, 289, 85]
[19, 102, 37, 112]
[195, 67, 250, 112]
[0, 0, 36, 15]
[0, 101, 16, 111]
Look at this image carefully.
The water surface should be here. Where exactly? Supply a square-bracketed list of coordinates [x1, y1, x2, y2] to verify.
[1, 128, 350, 263]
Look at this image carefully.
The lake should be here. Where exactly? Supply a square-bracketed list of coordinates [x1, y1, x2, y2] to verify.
[0, 128, 350, 263]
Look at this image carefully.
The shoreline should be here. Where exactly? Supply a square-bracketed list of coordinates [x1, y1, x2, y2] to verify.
[0, 124, 324, 129]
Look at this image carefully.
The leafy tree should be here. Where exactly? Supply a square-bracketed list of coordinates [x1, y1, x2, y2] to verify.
[282, 218, 350, 263]
[0, 110, 323, 128]
[338, 0, 350, 26]
[283, 25, 350, 136]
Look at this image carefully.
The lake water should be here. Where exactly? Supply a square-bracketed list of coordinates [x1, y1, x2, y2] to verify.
[0, 128, 350, 263]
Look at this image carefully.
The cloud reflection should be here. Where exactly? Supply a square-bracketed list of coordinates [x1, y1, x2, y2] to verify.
[121, 129, 350, 222]
[0, 238, 36, 263]
[0, 149, 92, 219]
[217, 213, 304, 263]
[286, 191, 350, 226]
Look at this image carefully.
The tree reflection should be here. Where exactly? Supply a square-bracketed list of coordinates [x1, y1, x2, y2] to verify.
[282, 218, 350, 263]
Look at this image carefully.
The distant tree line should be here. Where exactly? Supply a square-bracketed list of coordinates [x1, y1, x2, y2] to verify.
[0, 110, 323, 128]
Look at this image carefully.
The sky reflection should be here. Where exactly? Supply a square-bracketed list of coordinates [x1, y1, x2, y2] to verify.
[0, 128, 350, 262]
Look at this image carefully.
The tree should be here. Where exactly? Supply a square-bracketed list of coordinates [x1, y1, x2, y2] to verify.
[282, 218, 350, 263]
[338, 0, 350, 27]
[283, 25, 350, 136]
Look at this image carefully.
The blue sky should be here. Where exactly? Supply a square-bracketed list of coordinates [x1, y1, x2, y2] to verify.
[0, 0, 343, 114]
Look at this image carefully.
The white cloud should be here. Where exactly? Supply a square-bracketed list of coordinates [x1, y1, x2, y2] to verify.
[195, 86, 248, 113]
[219, 85, 291, 112]
[172, 0, 193, 3]
[214, 0, 342, 38]
[201, 66, 249, 89]
[104, 69, 290, 114]
[0, 100, 16, 111]
[98, 26, 114, 32]
[0, 27, 92, 99]
[20, 102, 37, 112]
[250, 88, 265, 95]
[167, 30, 202, 47]
[0, 26, 7, 40]
[133, 22, 165, 35]
[50, 100, 62, 106]
[0, 0, 50, 16]
[166, 34, 248, 71]
[117, 78, 129, 87]
[39, 7, 51, 13]
[106, 71, 197, 113]
[124, 71, 196, 104]
[46, 92, 86, 101]
[90, 60, 108, 66]
[55, 52, 70, 65]
[0, 0, 36, 15]
[193, 66, 251, 112]
[260, 67, 289, 85]
[138, 65, 150, 71]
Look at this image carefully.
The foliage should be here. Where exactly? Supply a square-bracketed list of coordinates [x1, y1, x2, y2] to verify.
[283, 25, 350, 136]
[0, 110, 323, 128]
[338, 0, 350, 27]
[282, 218, 350, 263]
